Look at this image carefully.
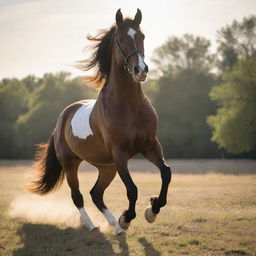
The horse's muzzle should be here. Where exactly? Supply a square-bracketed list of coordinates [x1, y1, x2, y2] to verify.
[135, 71, 147, 82]
[134, 65, 148, 83]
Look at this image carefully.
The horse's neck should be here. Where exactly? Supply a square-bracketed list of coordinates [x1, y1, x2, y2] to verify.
[104, 62, 144, 108]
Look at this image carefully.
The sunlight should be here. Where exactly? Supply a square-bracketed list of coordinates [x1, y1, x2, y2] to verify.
[1, 0, 256, 78]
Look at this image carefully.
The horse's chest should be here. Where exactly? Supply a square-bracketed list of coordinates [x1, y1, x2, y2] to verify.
[122, 121, 148, 147]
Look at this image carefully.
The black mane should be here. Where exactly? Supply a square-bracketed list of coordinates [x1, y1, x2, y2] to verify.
[77, 19, 138, 89]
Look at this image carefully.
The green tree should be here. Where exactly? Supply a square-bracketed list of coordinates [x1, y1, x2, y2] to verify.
[152, 34, 215, 77]
[151, 34, 219, 158]
[22, 75, 42, 92]
[207, 56, 256, 154]
[0, 79, 29, 158]
[155, 70, 219, 158]
[217, 15, 256, 72]
[16, 72, 97, 158]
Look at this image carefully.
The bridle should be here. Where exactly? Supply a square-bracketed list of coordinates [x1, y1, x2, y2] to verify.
[114, 31, 143, 73]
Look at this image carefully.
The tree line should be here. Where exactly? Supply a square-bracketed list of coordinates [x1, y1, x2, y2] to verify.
[0, 15, 255, 159]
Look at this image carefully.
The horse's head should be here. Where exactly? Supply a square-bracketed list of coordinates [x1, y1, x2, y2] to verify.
[114, 9, 148, 83]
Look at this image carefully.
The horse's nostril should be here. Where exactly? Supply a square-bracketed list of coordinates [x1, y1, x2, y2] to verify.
[144, 65, 149, 73]
[134, 66, 140, 75]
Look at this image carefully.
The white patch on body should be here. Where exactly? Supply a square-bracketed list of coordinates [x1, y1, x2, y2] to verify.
[71, 100, 96, 139]
[127, 28, 146, 71]
[79, 208, 96, 231]
[103, 209, 124, 235]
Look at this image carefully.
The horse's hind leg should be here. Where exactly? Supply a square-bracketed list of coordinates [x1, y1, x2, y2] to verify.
[63, 158, 97, 231]
[90, 166, 124, 235]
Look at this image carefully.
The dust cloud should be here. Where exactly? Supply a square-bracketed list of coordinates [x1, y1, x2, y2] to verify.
[8, 193, 106, 229]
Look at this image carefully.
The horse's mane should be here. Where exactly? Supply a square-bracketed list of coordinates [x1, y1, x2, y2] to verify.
[77, 19, 138, 90]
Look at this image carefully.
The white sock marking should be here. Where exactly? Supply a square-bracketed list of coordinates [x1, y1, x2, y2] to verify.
[79, 208, 96, 231]
[71, 100, 96, 139]
[103, 209, 124, 234]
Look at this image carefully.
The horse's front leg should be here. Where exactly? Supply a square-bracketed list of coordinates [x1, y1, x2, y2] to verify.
[143, 138, 172, 223]
[112, 147, 138, 230]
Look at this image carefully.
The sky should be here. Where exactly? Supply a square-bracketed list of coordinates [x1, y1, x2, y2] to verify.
[0, 0, 256, 79]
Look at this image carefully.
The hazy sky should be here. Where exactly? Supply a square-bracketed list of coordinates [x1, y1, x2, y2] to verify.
[1, 0, 256, 79]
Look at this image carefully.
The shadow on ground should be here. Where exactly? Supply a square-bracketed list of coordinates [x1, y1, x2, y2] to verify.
[139, 237, 161, 256]
[13, 223, 121, 256]
[13, 223, 160, 256]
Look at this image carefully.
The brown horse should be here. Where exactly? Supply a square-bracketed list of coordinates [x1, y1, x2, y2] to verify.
[29, 9, 172, 235]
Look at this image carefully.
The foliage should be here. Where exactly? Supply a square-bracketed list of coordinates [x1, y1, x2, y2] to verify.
[155, 70, 219, 158]
[0, 79, 29, 158]
[150, 34, 219, 158]
[152, 34, 215, 76]
[207, 56, 256, 154]
[0, 73, 97, 158]
[217, 15, 256, 72]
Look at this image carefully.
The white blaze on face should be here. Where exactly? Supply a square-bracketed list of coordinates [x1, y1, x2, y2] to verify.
[127, 28, 137, 39]
[138, 54, 146, 70]
[127, 28, 145, 71]
[71, 100, 96, 139]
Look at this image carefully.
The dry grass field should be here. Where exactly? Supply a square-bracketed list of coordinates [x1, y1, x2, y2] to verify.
[0, 160, 256, 256]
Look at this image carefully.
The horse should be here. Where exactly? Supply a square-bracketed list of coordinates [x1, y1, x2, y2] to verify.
[29, 8, 172, 235]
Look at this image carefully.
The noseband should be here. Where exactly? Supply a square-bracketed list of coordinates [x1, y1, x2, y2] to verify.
[114, 31, 142, 73]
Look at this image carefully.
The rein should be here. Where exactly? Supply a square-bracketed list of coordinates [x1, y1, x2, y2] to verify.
[114, 32, 142, 73]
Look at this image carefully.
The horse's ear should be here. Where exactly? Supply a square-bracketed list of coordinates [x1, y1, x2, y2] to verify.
[116, 9, 123, 27]
[134, 8, 142, 26]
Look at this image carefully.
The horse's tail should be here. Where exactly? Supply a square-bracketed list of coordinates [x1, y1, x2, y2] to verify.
[28, 131, 64, 195]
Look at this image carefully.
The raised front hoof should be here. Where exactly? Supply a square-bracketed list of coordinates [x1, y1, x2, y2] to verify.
[118, 215, 130, 230]
[145, 206, 157, 223]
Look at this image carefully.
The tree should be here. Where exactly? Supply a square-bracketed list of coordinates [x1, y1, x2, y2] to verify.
[22, 75, 42, 92]
[152, 34, 215, 77]
[155, 70, 219, 158]
[150, 34, 219, 158]
[15, 72, 97, 158]
[0, 79, 29, 158]
[217, 15, 256, 72]
[207, 56, 256, 154]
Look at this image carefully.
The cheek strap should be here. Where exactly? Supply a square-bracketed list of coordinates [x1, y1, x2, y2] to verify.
[114, 32, 142, 74]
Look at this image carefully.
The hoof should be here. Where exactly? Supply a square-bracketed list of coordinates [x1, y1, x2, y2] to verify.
[145, 206, 157, 223]
[90, 226, 99, 232]
[116, 228, 125, 236]
[118, 215, 130, 230]
[115, 224, 125, 236]
[80, 216, 97, 232]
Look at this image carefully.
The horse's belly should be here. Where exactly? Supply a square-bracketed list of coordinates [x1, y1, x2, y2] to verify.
[68, 135, 114, 165]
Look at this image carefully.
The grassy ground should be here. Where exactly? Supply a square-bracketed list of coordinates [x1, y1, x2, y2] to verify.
[0, 160, 255, 256]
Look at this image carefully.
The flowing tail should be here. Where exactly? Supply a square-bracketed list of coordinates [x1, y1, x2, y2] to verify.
[28, 132, 64, 195]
